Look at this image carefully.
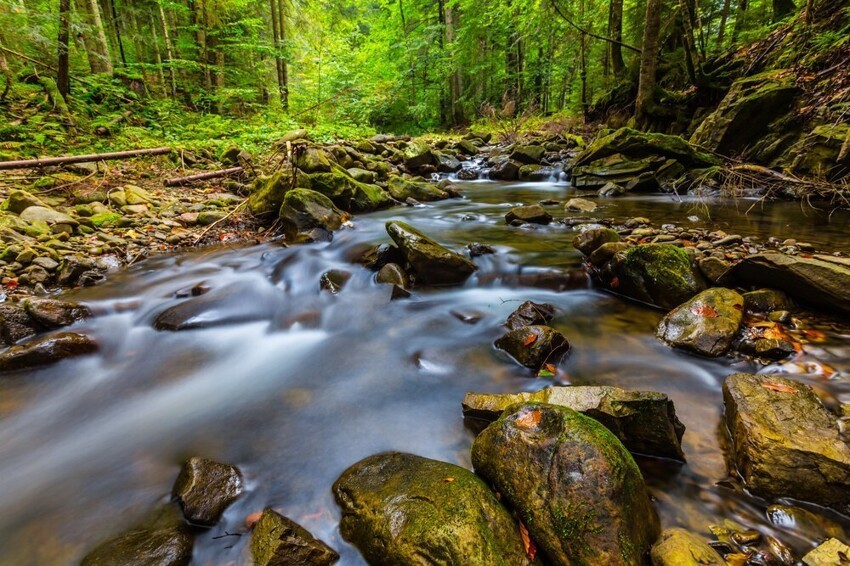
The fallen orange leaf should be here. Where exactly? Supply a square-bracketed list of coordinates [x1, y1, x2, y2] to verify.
[523, 333, 538, 346]
[804, 329, 827, 342]
[545, 363, 556, 373]
[610, 276, 620, 289]
[516, 410, 542, 429]
[246, 511, 263, 528]
[691, 304, 720, 318]
[443, 477, 455, 483]
[762, 381, 798, 394]
[519, 521, 538, 561]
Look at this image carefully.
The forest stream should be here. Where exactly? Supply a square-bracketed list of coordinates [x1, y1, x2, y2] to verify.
[1, 176, 850, 565]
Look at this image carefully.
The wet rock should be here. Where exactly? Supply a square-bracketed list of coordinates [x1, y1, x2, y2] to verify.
[733, 253, 850, 315]
[494, 325, 570, 371]
[611, 244, 707, 309]
[588, 242, 630, 267]
[505, 300, 555, 330]
[3, 190, 49, 214]
[723, 373, 850, 514]
[57, 255, 101, 287]
[295, 147, 334, 173]
[23, 298, 90, 329]
[20, 206, 78, 234]
[737, 337, 796, 360]
[172, 457, 243, 527]
[802, 538, 850, 566]
[355, 243, 404, 271]
[742, 288, 793, 313]
[279, 189, 345, 243]
[564, 198, 597, 213]
[81, 504, 193, 566]
[436, 152, 462, 173]
[305, 165, 392, 212]
[463, 385, 685, 461]
[402, 140, 436, 170]
[333, 452, 534, 566]
[572, 228, 620, 256]
[250, 508, 339, 566]
[510, 144, 545, 164]
[574, 128, 718, 170]
[598, 182, 625, 197]
[691, 70, 799, 156]
[457, 168, 479, 180]
[505, 204, 552, 225]
[650, 528, 724, 566]
[467, 242, 496, 257]
[386, 221, 477, 286]
[0, 303, 42, 345]
[154, 280, 278, 331]
[387, 175, 448, 202]
[657, 288, 744, 357]
[472, 403, 660, 565]
[320, 270, 352, 294]
[697, 256, 733, 285]
[519, 164, 551, 181]
[488, 159, 522, 181]
[376, 263, 409, 289]
[0, 331, 98, 372]
[767, 505, 848, 542]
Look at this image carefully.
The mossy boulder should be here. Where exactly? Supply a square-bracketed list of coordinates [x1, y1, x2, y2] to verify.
[250, 508, 339, 566]
[505, 204, 552, 225]
[610, 244, 707, 309]
[347, 167, 377, 184]
[20, 206, 78, 234]
[332, 452, 535, 566]
[489, 159, 522, 180]
[387, 175, 448, 202]
[81, 504, 193, 566]
[570, 154, 664, 189]
[307, 165, 392, 211]
[650, 528, 724, 566]
[789, 123, 850, 180]
[691, 71, 800, 156]
[573, 128, 718, 170]
[657, 288, 744, 357]
[385, 221, 476, 286]
[295, 147, 334, 173]
[0, 331, 98, 373]
[573, 228, 621, 256]
[402, 140, 436, 170]
[172, 457, 243, 527]
[732, 253, 850, 315]
[510, 144, 545, 164]
[279, 189, 345, 243]
[463, 385, 685, 461]
[248, 171, 291, 216]
[472, 403, 660, 566]
[723, 373, 850, 514]
[2, 190, 49, 214]
[494, 325, 570, 371]
[23, 298, 90, 329]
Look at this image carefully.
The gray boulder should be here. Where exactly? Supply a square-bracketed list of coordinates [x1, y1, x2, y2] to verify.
[505, 205, 552, 225]
[657, 288, 744, 357]
[386, 221, 476, 286]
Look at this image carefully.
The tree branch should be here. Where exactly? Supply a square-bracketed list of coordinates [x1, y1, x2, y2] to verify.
[548, 0, 642, 54]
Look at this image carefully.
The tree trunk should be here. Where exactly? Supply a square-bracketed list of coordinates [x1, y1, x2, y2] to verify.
[446, 3, 463, 125]
[679, 0, 700, 84]
[277, 0, 289, 110]
[717, 0, 732, 48]
[73, 0, 106, 74]
[773, 0, 796, 21]
[733, 0, 748, 41]
[58, 0, 71, 99]
[609, 0, 625, 78]
[86, 0, 114, 74]
[0, 38, 11, 101]
[108, 0, 126, 67]
[635, 0, 663, 129]
[270, 0, 284, 106]
[437, 0, 447, 125]
[193, 0, 211, 89]
[149, 13, 168, 96]
[214, 49, 225, 114]
[157, 0, 177, 97]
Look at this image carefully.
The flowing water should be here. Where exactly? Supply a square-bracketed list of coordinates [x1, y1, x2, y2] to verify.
[2, 179, 850, 565]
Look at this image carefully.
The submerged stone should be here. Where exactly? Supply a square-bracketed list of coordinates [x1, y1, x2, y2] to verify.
[657, 288, 744, 357]
[611, 244, 707, 309]
[172, 457, 243, 527]
[505, 204, 552, 225]
[564, 198, 597, 213]
[23, 298, 90, 329]
[494, 325, 570, 371]
[463, 385, 685, 461]
[504, 300, 555, 331]
[250, 508, 339, 566]
[472, 403, 660, 565]
[386, 221, 476, 286]
[0, 331, 98, 373]
[333, 452, 534, 566]
[723, 373, 850, 515]
[154, 281, 278, 331]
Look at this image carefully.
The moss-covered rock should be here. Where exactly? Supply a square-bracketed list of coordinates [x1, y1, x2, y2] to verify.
[2, 190, 49, 214]
[295, 147, 334, 173]
[510, 144, 545, 164]
[248, 172, 292, 216]
[573, 128, 718, 170]
[573, 228, 621, 256]
[472, 403, 660, 566]
[742, 288, 792, 313]
[250, 508, 339, 566]
[172, 457, 243, 527]
[308, 165, 392, 211]
[463, 385, 685, 461]
[402, 140, 436, 170]
[650, 528, 724, 566]
[690, 71, 799, 156]
[610, 244, 707, 309]
[333, 452, 535, 566]
[789, 123, 850, 180]
[279, 189, 345, 243]
[385, 221, 476, 286]
[23, 298, 90, 329]
[657, 288, 744, 357]
[723, 373, 850, 514]
[494, 325, 570, 371]
[488, 159, 522, 180]
[387, 175, 448, 202]
[0, 331, 98, 373]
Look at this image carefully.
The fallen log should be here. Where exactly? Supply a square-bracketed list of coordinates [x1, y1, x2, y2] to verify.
[164, 167, 243, 187]
[0, 147, 172, 170]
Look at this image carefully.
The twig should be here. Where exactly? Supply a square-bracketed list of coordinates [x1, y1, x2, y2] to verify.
[192, 200, 249, 244]
[164, 167, 243, 187]
[548, 0, 642, 54]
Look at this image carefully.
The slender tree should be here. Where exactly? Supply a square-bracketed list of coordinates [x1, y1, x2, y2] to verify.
[609, 0, 625, 78]
[58, 0, 72, 98]
[635, 0, 663, 128]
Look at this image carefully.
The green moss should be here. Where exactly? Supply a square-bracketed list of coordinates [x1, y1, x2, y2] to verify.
[551, 502, 602, 556]
[90, 212, 123, 228]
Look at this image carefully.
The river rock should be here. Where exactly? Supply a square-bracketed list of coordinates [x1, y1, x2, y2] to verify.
[489, 159, 521, 180]
[376, 263, 409, 289]
[505, 204, 552, 225]
[465, 385, 685, 461]
[279, 189, 345, 242]
[332, 452, 534, 566]
[20, 206, 78, 233]
[304, 165, 392, 212]
[319, 269, 352, 294]
[657, 288, 744, 357]
[4, 190, 49, 214]
[564, 198, 597, 213]
[732, 253, 850, 315]
[23, 298, 90, 329]
[0, 303, 42, 345]
[573, 228, 620, 256]
[510, 144, 545, 164]
[249, 171, 291, 216]
[154, 280, 278, 331]
[386, 221, 476, 286]
[573, 128, 718, 170]
[505, 300, 555, 330]
[296, 147, 334, 173]
[742, 288, 792, 312]
[172, 457, 243, 527]
[0, 331, 98, 373]
[250, 508, 339, 566]
[802, 538, 850, 566]
[588, 242, 630, 267]
[494, 325, 570, 371]
[697, 256, 734, 285]
[610, 244, 707, 309]
[387, 175, 448, 202]
[402, 140, 436, 170]
[723, 373, 850, 514]
[81, 504, 193, 566]
[472, 403, 660, 565]
[650, 528, 724, 566]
